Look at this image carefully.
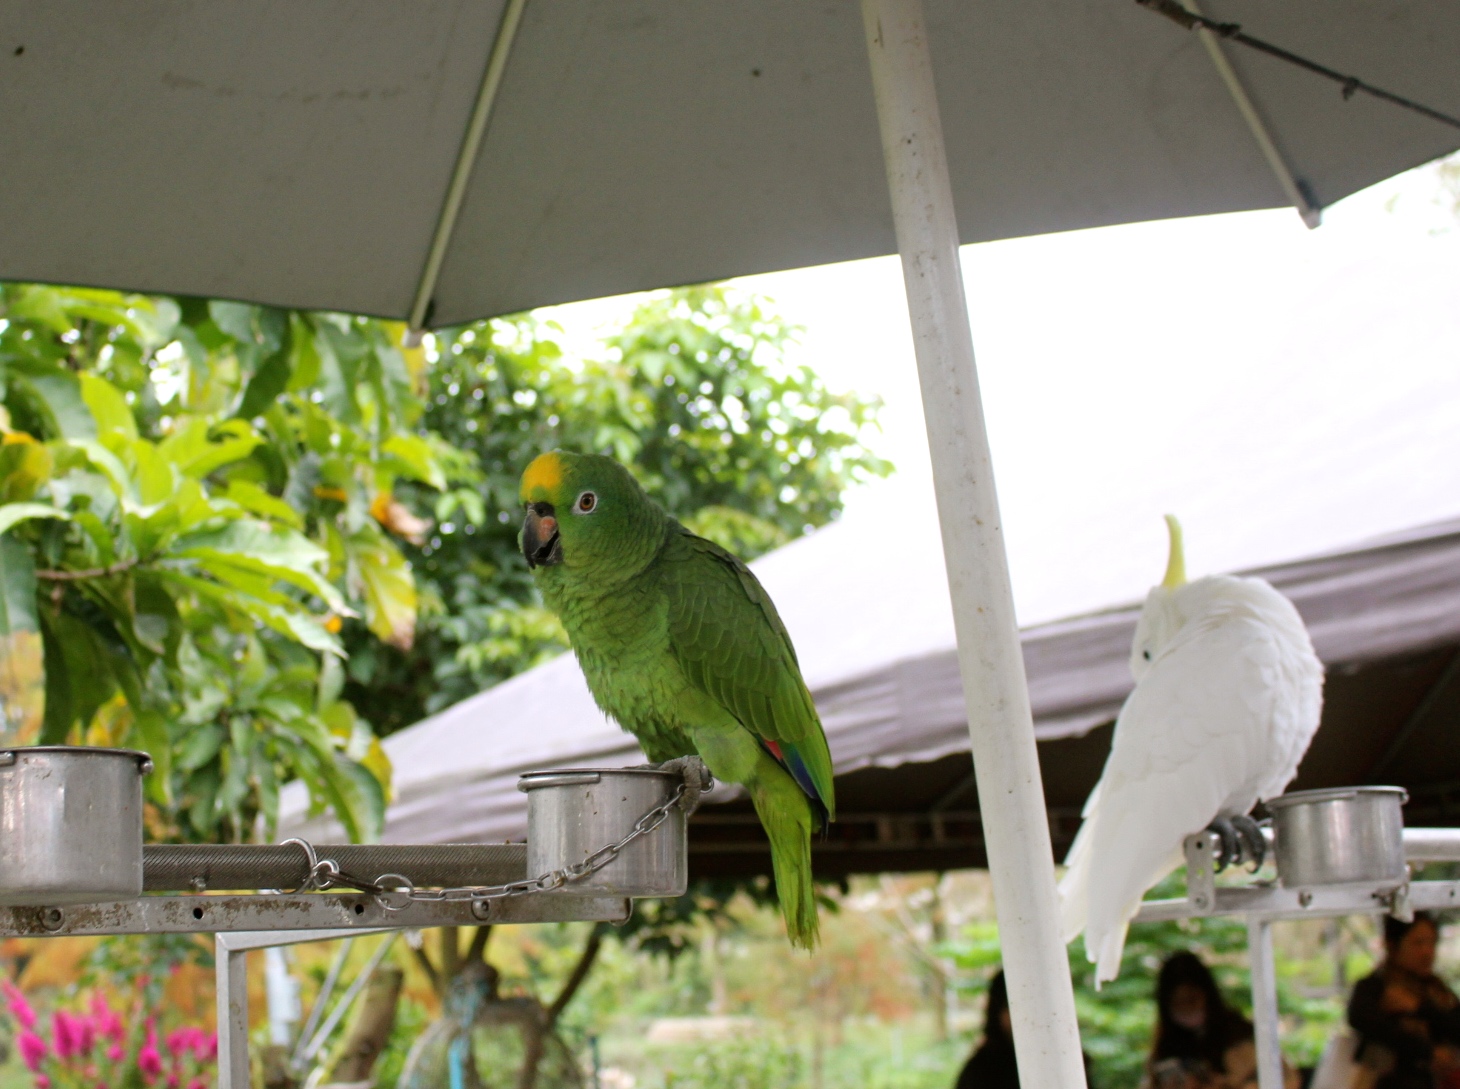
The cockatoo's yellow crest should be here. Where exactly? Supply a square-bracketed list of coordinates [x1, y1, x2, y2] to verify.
[1161, 514, 1186, 589]
[521, 452, 564, 500]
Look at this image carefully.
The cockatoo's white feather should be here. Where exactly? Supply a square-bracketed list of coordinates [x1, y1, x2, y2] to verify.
[1058, 554, 1324, 985]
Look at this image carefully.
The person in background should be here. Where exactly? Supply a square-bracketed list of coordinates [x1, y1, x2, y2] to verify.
[1348, 912, 1460, 1089]
[955, 970, 1019, 1089]
[1144, 951, 1300, 1089]
[953, 970, 1094, 1089]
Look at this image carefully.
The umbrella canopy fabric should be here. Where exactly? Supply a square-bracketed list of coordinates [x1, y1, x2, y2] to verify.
[278, 512, 1460, 853]
[4, 1, 1458, 324]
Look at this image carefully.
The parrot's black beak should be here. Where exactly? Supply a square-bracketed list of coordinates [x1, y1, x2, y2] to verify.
[521, 502, 563, 568]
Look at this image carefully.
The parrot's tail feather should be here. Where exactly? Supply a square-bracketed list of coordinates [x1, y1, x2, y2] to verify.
[749, 752, 820, 950]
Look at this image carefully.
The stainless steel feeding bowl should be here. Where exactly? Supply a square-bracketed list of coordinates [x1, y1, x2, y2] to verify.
[518, 768, 687, 898]
[0, 746, 152, 905]
[1267, 785, 1408, 889]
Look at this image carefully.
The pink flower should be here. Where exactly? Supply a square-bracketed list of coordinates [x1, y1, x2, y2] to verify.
[35, 1077, 50, 1089]
[165, 1075, 179, 1089]
[106, 1044, 124, 1063]
[137, 1045, 163, 1082]
[53, 1011, 78, 1060]
[199, 1032, 217, 1063]
[3, 980, 37, 1030]
[18, 1027, 49, 1071]
[186, 1079, 207, 1089]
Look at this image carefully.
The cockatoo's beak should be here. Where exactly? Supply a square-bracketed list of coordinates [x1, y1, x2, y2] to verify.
[1162, 514, 1186, 589]
[521, 503, 563, 568]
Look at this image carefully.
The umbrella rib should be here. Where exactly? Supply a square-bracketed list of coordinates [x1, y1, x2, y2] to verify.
[1178, 0, 1321, 229]
[1138, 0, 1460, 133]
[408, 0, 529, 331]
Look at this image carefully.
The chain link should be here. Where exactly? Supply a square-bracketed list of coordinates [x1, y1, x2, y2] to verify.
[284, 780, 692, 912]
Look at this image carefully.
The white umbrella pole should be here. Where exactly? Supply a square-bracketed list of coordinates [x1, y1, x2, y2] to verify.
[861, 3, 1086, 1086]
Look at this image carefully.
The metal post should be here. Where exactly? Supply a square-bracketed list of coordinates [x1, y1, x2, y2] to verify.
[216, 936, 250, 1089]
[1247, 918, 1284, 1089]
[861, 2, 1086, 1085]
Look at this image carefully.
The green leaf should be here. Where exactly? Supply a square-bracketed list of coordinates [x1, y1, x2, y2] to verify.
[169, 519, 348, 614]
[0, 502, 71, 538]
[79, 373, 138, 440]
[159, 571, 343, 657]
[224, 480, 303, 529]
[0, 537, 38, 636]
[346, 531, 416, 649]
[380, 434, 447, 490]
[7, 362, 97, 440]
[0, 438, 54, 503]
[38, 608, 119, 743]
[236, 335, 294, 420]
[157, 417, 261, 479]
[136, 710, 172, 806]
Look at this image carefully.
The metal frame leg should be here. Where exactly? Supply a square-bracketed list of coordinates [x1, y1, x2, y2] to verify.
[216, 935, 250, 1089]
[1247, 918, 1283, 1089]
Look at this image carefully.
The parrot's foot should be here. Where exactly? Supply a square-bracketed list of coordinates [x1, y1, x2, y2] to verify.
[1206, 814, 1266, 872]
[638, 756, 715, 817]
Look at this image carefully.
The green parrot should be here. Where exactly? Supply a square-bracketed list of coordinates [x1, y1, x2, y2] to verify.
[519, 450, 835, 948]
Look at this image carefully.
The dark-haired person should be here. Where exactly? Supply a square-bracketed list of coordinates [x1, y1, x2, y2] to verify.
[1143, 951, 1299, 1089]
[953, 971, 1095, 1089]
[1348, 912, 1460, 1089]
[955, 971, 1019, 1089]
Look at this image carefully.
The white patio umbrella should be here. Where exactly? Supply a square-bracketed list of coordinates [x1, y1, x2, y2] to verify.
[7, 2, 1460, 1085]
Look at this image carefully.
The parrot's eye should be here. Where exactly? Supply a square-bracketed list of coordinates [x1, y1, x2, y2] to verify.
[576, 491, 598, 513]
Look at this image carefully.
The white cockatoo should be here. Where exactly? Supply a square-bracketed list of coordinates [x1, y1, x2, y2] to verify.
[1058, 515, 1324, 984]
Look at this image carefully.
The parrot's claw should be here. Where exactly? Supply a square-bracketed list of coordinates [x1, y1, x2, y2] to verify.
[643, 756, 714, 817]
[1206, 814, 1266, 872]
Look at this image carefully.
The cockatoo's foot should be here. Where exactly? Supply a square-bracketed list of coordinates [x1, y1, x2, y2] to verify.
[1206, 814, 1265, 872]
[1231, 814, 1266, 871]
[635, 756, 714, 816]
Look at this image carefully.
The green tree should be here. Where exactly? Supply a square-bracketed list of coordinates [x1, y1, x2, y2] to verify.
[0, 284, 458, 841]
[347, 286, 891, 734]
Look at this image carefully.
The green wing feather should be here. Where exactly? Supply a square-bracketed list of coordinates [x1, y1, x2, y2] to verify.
[661, 524, 836, 818]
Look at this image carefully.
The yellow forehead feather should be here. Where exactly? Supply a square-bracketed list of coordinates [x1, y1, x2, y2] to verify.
[521, 452, 565, 500]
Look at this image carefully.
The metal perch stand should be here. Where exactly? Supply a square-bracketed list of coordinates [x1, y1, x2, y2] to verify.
[1133, 786, 1460, 1089]
[0, 749, 701, 1089]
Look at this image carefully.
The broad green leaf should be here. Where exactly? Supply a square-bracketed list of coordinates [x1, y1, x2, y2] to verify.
[135, 710, 173, 806]
[9, 364, 97, 440]
[67, 439, 136, 502]
[236, 336, 293, 420]
[0, 537, 38, 636]
[170, 519, 348, 614]
[38, 609, 118, 744]
[208, 301, 260, 345]
[130, 439, 178, 506]
[79, 373, 138, 440]
[159, 571, 343, 657]
[0, 502, 71, 538]
[346, 531, 416, 649]
[224, 479, 303, 529]
[157, 417, 261, 479]
[381, 434, 447, 490]
[0, 437, 53, 503]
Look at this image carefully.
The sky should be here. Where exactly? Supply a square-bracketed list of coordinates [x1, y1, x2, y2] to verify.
[535, 156, 1460, 628]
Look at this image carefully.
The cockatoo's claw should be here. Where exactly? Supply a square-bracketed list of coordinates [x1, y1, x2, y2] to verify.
[1232, 814, 1266, 872]
[1206, 816, 1241, 872]
[646, 756, 714, 817]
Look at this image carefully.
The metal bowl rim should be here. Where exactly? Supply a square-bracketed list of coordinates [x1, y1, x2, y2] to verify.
[1266, 785, 1407, 810]
[0, 745, 153, 773]
[519, 767, 680, 784]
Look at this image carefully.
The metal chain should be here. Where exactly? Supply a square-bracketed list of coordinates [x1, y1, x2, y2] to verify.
[283, 780, 692, 912]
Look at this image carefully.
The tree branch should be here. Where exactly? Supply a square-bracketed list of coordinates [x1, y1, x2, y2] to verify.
[545, 927, 603, 1030]
[465, 925, 492, 965]
[34, 559, 138, 581]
